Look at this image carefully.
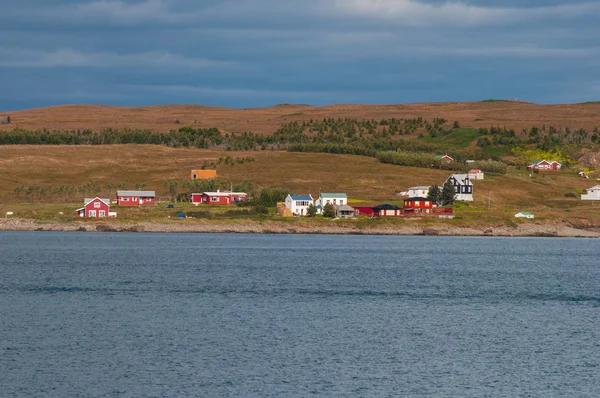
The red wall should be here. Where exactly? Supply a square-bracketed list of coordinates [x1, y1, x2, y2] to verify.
[353, 206, 374, 216]
[403, 199, 433, 209]
[202, 194, 230, 205]
[84, 199, 110, 217]
[118, 196, 155, 206]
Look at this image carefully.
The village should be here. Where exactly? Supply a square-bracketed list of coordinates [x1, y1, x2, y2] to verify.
[69, 158, 600, 222]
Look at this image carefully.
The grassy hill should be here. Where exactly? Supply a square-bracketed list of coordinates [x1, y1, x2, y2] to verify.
[2, 101, 600, 133]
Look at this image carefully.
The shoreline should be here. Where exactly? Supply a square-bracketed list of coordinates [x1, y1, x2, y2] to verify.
[1, 218, 599, 238]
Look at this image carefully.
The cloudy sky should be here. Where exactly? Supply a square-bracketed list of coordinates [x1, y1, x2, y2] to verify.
[1, 0, 599, 110]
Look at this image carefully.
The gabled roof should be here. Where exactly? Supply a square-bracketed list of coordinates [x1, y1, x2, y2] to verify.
[405, 197, 429, 201]
[447, 174, 472, 185]
[319, 193, 347, 198]
[289, 194, 313, 201]
[586, 185, 600, 191]
[84, 197, 110, 206]
[373, 204, 401, 210]
[408, 186, 431, 190]
[117, 190, 155, 197]
[336, 204, 355, 212]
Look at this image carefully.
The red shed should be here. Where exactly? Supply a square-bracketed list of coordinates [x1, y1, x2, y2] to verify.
[403, 197, 434, 214]
[76, 197, 113, 218]
[352, 205, 375, 216]
[192, 191, 248, 205]
[116, 190, 155, 206]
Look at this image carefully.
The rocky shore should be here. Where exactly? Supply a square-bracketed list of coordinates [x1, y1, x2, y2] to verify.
[1, 218, 599, 237]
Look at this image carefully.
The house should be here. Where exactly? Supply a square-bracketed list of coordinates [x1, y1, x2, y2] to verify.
[445, 174, 473, 201]
[284, 194, 314, 216]
[581, 185, 600, 200]
[527, 160, 561, 173]
[336, 204, 355, 219]
[191, 191, 247, 205]
[515, 212, 534, 219]
[435, 155, 454, 163]
[76, 197, 116, 218]
[373, 204, 403, 217]
[117, 190, 156, 206]
[191, 169, 217, 180]
[407, 186, 432, 198]
[352, 205, 375, 217]
[403, 197, 434, 214]
[468, 169, 485, 180]
[315, 193, 347, 214]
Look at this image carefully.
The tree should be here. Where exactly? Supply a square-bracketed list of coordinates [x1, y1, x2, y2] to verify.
[441, 179, 456, 205]
[323, 203, 336, 218]
[6, 116, 11, 124]
[427, 185, 441, 205]
[307, 204, 317, 217]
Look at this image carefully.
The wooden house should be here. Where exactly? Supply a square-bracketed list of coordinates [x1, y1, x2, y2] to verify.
[403, 197, 434, 214]
[76, 197, 115, 218]
[116, 190, 155, 206]
[191, 191, 247, 205]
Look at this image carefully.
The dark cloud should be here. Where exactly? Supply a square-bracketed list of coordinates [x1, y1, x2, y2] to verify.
[1, 0, 599, 110]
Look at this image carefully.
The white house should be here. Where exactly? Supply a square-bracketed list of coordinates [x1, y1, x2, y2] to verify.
[445, 174, 473, 201]
[468, 169, 485, 180]
[515, 212, 534, 219]
[581, 185, 600, 200]
[315, 193, 347, 214]
[285, 194, 314, 216]
[407, 186, 432, 198]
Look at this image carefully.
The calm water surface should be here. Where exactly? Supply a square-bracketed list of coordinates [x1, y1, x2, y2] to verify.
[1, 232, 599, 397]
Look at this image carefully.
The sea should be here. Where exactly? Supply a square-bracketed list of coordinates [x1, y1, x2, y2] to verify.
[1, 231, 599, 397]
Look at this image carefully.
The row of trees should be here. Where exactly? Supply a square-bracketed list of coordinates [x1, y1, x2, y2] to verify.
[10, 182, 146, 203]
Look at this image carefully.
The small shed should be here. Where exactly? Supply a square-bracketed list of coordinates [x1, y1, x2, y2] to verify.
[515, 212, 534, 219]
[468, 169, 485, 180]
[336, 204, 355, 219]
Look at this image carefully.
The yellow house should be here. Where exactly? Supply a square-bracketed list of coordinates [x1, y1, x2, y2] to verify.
[191, 170, 217, 180]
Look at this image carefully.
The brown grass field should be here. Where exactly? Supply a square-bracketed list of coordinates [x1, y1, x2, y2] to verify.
[1, 145, 600, 227]
[2, 101, 600, 134]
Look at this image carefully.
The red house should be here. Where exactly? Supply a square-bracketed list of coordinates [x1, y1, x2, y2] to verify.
[403, 197, 434, 214]
[527, 160, 561, 173]
[191, 191, 248, 205]
[373, 204, 403, 217]
[117, 190, 156, 206]
[76, 197, 115, 218]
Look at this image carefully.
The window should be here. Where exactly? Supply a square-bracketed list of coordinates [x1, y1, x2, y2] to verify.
[94, 202, 101, 208]
[193, 174, 198, 179]
[415, 201, 420, 206]
[99, 210, 106, 217]
[122, 197, 129, 201]
[425, 201, 430, 206]
[212, 197, 219, 202]
[88, 210, 96, 217]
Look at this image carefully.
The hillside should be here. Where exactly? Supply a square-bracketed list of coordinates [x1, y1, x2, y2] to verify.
[2, 101, 600, 134]
[1, 145, 598, 217]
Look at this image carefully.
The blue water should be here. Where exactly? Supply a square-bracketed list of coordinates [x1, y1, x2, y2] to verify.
[1, 232, 599, 397]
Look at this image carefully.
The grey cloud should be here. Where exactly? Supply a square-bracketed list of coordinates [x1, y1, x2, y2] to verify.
[0, 48, 235, 69]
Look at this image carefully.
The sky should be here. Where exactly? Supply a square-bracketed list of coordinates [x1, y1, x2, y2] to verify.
[1, 0, 599, 110]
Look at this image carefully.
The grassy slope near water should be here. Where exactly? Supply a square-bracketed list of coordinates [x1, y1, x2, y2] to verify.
[1, 145, 600, 228]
